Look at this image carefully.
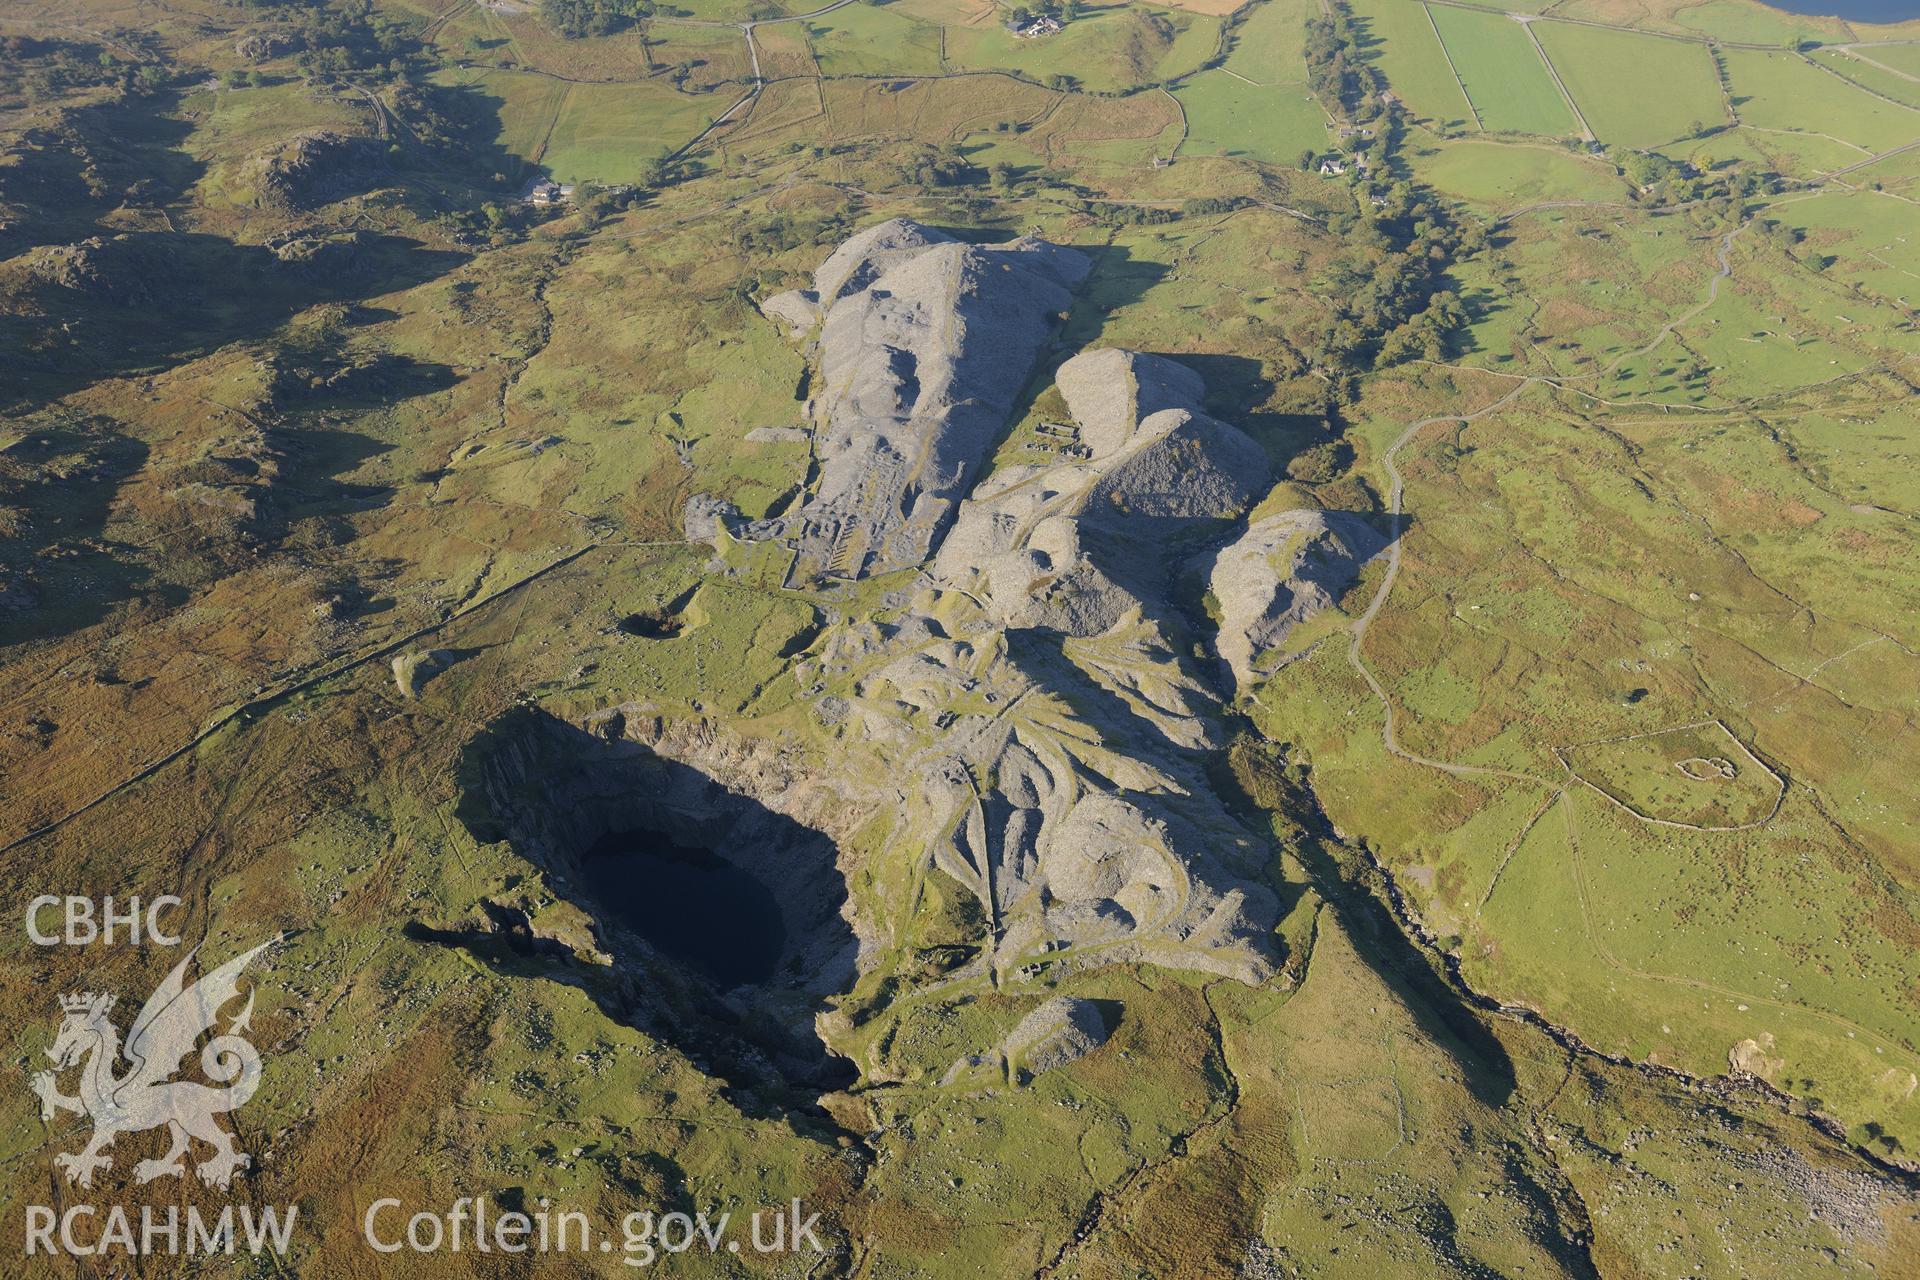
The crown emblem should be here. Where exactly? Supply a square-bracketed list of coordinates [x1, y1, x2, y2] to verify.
[59, 992, 112, 1013]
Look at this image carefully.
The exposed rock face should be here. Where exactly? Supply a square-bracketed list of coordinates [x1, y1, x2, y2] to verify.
[267, 228, 371, 277]
[1207, 509, 1386, 690]
[235, 29, 304, 62]
[749, 219, 1090, 580]
[27, 234, 180, 305]
[934, 348, 1267, 635]
[675, 222, 1302, 986]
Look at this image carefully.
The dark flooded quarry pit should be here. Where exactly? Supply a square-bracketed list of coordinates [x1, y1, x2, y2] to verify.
[578, 829, 786, 988]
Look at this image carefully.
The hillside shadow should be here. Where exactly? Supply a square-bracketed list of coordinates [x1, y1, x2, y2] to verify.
[1, 232, 468, 410]
[0, 419, 154, 648]
[1159, 351, 1330, 468]
[1214, 735, 1518, 1111]
[0, 90, 205, 259]
[446, 708, 859, 1130]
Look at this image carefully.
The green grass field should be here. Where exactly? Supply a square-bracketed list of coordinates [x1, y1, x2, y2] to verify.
[1771, 188, 1920, 307]
[433, 68, 717, 182]
[1428, 6, 1577, 136]
[1347, 0, 1477, 127]
[1725, 48, 1920, 155]
[803, 2, 946, 77]
[1174, 0, 1331, 162]
[1669, 0, 1829, 45]
[1412, 138, 1626, 206]
[1815, 47, 1920, 111]
[536, 79, 718, 180]
[943, 4, 1223, 92]
[1861, 41, 1920, 77]
[1534, 21, 1724, 148]
[1174, 71, 1330, 165]
[1223, 0, 1312, 83]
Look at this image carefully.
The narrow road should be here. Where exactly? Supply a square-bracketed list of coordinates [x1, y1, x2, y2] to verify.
[1346, 376, 1554, 788]
[1516, 15, 1594, 143]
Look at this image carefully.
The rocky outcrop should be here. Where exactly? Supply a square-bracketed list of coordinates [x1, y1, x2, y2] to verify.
[675, 222, 1302, 987]
[744, 219, 1089, 581]
[27, 234, 183, 305]
[1207, 509, 1386, 690]
[235, 29, 304, 62]
[252, 130, 381, 211]
[267, 228, 372, 278]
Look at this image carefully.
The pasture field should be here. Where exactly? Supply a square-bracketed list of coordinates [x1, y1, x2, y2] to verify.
[1562, 721, 1782, 829]
[889, 0, 999, 23]
[1720, 124, 1866, 176]
[1602, 279, 1869, 405]
[1258, 360, 1920, 1146]
[1222, 0, 1312, 82]
[482, 8, 658, 81]
[1814, 47, 1920, 111]
[1534, 21, 1724, 148]
[1173, 70, 1330, 165]
[943, 5, 1224, 91]
[430, 68, 717, 181]
[1428, 5, 1577, 136]
[1725, 48, 1920, 155]
[1660, 124, 1868, 180]
[1410, 138, 1626, 207]
[1665, 0, 1829, 43]
[1774, 189, 1920, 306]
[803, 2, 946, 77]
[547, 78, 717, 179]
[431, 65, 572, 174]
[1862, 41, 1920, 76]
[749, 21, 820, 80]
[1445, 209, 1714, 374]
[1175, 0, 1327, 163]
[1429, 0, 1560, 11]
[1346, 0, 1477, 127]
[644, 24, 757, 89]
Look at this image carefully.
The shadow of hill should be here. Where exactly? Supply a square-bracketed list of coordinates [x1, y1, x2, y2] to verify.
[1158, 350, 1331, 469]
[446, 707, 859, 1131]
[0, 90, 205, 260]
[0, 417, 154, 647]
[1213, 732, 1520, 1112]
[0, 232, 468, 410]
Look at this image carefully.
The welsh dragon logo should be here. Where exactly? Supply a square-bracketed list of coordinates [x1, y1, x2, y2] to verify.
[31, 939, 275, 1190]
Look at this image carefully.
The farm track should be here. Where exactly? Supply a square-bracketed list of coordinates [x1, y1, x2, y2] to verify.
[1515, 16, 1593, 142]
[1334, 193, 1920, 1139]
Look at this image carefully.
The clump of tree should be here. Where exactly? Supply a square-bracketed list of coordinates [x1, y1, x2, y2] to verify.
[1302, 112, 1487, 377]
[1084, 201, 1179, 226]
[898, 145, 978, 188]
[1183, 196, 1249, 215]
[1616, 148, 1782, 205]
[540, 0, 655, 39]
[0, 37, 171, 103]
[1303, 3, 1386, 122]
[1009, 1, 1082, 28]
[286, 0, 422, 82]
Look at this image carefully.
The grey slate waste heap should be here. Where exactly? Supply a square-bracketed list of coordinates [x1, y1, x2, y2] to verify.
[751, 219, 1091, 581]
